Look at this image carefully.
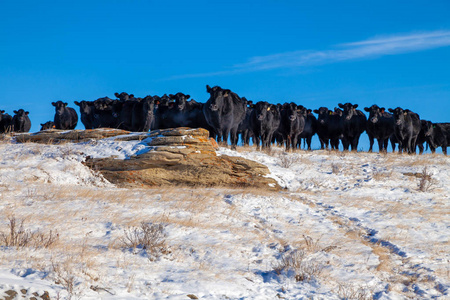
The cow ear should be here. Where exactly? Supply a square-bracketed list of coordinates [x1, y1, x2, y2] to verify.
[338, 103, 344, 108]
[64, 102, 68, 107]
[329, 111, 333, 115]
[0, 110, 4, 113]
[313, 109, 319, 114]
[388, 108, 394, 113]
[223, 89, 231, 97]
[169, 94, 175, 99]
[186, 94, 190, 99]
[52, 102, 56, 106]
[25, 111, 29, 115]
[13, 110, 18, 114]
[353, 104, 358, 108]
[380, 108, 385, 113]
[74, 101, 80, 106]
[40, 123, 44, 126]
[364, 107, 370, 112]
[206, 85, 212, 93]
[307, 109, 312, 114]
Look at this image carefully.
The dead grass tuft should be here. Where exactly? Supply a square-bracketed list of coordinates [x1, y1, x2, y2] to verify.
[0, 216, 59, 249]
[277, 151, 302, 168]
[417, 167, 438, 192]
[272, 249, 325, 282]
[336, 282, 373, 300]
[120, 221, 170, 261]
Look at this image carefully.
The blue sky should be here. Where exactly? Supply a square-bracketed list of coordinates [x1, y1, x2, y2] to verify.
[1, 0, 449, 150]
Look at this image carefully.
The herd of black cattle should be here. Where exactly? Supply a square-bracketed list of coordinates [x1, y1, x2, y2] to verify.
[1, 85, 449, 155]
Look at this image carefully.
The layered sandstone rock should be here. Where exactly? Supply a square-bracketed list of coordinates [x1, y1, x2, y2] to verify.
[85, 128, 280, 190]
[15, 127, 280, 190]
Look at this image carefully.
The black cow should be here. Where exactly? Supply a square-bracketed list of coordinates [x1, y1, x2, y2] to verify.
[388, 107, 421, 154]
[250, 101, 281, 150]
[364, 105, 395, 153]
[116, 96, 156, 132]
[279, 103, 305, 151]
[298, 109, 317, 150]
[40, 121, 55, 131]
[74, 101, 96, 129]
[167, 93, 210, 132]
[0, 110, 13, 133]
[203, 85, 246, 150]
[424, 122, 450, 155]
[12, 109, 31, 133]
[237, 98, 254, 146]
[415, 120, 431, 154]
[154, 94, 175, 129]
[114, 92, 134, 102]
[313, 107, 342, 150]
[92, 97, 122, 128]
[131, 96, 156, 132]
[52, 101, 78, 130]
[338, 103, 366, 151]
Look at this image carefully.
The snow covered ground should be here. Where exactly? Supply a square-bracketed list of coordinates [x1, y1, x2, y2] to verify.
[0, 136, 448, 299]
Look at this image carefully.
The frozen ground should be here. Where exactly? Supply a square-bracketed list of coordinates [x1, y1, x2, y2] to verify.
[0, 136, 448, 299]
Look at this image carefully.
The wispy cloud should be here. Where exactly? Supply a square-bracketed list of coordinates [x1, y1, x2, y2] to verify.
[169, 30, 450, 79]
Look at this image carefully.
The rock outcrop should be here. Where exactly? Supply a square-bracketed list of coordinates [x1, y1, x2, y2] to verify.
[13, 128, 135, 144]
[84, 128, 280, 190]
[14, 127, 280, 190]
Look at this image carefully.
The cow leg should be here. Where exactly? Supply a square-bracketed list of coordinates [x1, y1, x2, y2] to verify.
[230, 128, 238, 150]
[351, 136, 359, 152]
[368, 135, 374, 152]
[377, 139, 384, 153]
[342, 138, 350, 151]
[319, 137, 326, 149]
[417, 144, 424, 155]
[255, 135, 261, 151]
[306, 137, 312, 150]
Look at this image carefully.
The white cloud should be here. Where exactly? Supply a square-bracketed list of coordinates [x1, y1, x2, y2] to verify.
[170, 30, 450, 79]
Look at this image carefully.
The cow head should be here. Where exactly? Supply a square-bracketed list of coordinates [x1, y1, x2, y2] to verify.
[422, 120, 434, 137]
[40, 121, 55, 131]
[339, 103, 358, 121]
[297, 105, 307, 117]
[74, 101, 93, 114]
[388, 107, 407, 125]
[52, 101, 69, 115]
[254, 101, 271, 121]
[206, 85, 231, 111]
[13, 109, 29, 122]
[169, 93, 190, 111]
[313, 107, 330, 125]
[282, 102, 298, 122]
[364, 104, 383, 124]
[334, 108, 343, 117]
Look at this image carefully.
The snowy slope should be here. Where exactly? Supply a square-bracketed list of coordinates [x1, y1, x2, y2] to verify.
[0, 138, 448, 299]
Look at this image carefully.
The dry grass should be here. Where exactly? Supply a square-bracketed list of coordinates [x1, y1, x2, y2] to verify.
[336, 283, 373, 300]
[0, 216, 59, 249]
[277, 151, 302, 168]
[417, 167, 438, 192]
[120, 222, 170, 261]
[272, 248, 325, 282]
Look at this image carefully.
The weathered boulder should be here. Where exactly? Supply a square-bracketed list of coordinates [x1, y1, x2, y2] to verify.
[13, 128, 136, 144]
[85, 128, 280, 190]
